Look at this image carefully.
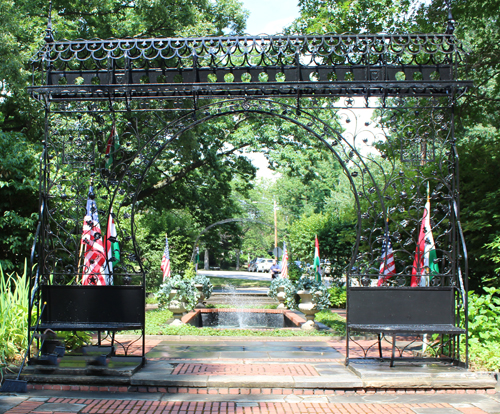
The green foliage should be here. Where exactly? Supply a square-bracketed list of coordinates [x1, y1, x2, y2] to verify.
[458, 127, 500, 290]
[183, 262, 197, 280]
[267, 276, 294, 301]
[193, 274, 214, 300]
[0, 262, 30, 367]
[135, 210, 198, 292]
[59, 332, 92, 351]
[314, 310, 346, 336]
[288, 213, 354, 278]
[286, 276, 331, 311]
[290, 0, 416, 35]
[287, 261, 302, 282]
[0, 132, 40, 271]
[462, 287, 500, 371]
[156, 275, 199, 311]
[328, 286, 347, 309]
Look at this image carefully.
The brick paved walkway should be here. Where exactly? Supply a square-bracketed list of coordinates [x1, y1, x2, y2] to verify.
[3, 398, 491, 414]
[171, 364, 319, 376]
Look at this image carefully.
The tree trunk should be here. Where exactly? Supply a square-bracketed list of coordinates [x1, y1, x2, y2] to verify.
[204, 249, 209, 270]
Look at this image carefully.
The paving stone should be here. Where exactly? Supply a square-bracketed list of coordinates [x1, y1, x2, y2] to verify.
[294, 375, 363, 389]
[206, 375, 295, 389]
[131, 375, 209, 387]
[0, 396, 28, 414]
[267, 351, 336, 359]
[35, 402, 86, 412]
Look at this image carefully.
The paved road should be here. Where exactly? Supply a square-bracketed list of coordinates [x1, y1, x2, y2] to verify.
[198, 269, 272, 282]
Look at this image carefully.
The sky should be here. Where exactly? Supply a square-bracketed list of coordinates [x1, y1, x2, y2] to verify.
[240, 0, 300, 35]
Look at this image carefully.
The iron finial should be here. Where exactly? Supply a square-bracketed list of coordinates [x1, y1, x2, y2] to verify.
[445, 0, 455, 34]
[44, 0, 54, 43]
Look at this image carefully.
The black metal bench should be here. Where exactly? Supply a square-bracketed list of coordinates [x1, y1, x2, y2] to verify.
[33, 285, 145, 359]
[347, 286, 465, 366]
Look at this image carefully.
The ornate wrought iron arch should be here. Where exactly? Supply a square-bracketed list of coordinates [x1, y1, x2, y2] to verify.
[27, 27, 471, 367]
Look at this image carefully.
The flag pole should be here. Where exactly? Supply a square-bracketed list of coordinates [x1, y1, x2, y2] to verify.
[76, 241, 84, 284]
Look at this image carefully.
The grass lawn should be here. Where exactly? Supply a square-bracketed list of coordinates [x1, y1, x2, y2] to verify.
[206, 276, 271, 289]
[143, 308, 346, 336]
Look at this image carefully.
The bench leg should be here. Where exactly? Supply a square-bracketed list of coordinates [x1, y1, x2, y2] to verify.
[390, 335, 396, 367]
[378, 333, 383, 358]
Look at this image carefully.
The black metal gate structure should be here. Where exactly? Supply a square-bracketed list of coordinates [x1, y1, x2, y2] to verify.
[27, 16, 472, 365]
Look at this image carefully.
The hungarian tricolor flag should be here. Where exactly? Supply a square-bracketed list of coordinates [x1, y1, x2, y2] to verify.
[81, 186, 107, 285]
[281, 242, 289, 278]
[411, 193, 439, 287]
[378, 219, 396, 286]
[104, 210, 120, 285]
[105, 122, 120, 169]
[313, 235, 321, 282]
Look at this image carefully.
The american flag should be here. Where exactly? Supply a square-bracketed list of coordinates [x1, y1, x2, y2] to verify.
[161, 233, 171, 281]
[81, 186, 107, 285]
[377, 225, 396, 286]
[281, 242, 289, 278]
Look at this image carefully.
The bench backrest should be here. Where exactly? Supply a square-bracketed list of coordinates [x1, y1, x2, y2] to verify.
[347, 287, 456, 326]
[41, 285, 145, 325]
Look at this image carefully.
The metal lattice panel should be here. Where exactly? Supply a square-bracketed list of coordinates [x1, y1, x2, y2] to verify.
[29, 34, 471, 101]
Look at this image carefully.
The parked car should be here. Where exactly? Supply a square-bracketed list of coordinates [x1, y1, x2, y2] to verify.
[256, 258, 274, 272]
[247, 258, 257, 272]
[249, 258, 266, 272]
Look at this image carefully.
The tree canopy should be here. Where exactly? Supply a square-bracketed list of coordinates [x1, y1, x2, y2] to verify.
[2, 0, 500, 293]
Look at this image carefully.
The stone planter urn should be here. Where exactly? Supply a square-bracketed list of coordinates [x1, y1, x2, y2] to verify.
[194, 284, 206, 309]
[276, 286, 287, 309]
[297, 289, 319, 330]
[168, 289, 187, 326]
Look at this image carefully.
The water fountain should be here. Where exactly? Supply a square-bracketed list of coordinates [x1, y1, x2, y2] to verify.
[183, 284, 302, 329]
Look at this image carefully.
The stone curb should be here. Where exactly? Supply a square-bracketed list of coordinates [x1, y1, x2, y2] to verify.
[26, 384, 497, 395]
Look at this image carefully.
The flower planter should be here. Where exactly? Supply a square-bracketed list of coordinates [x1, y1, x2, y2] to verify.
[168, 289, 187, 326]
[297, 289, 319, 330]
[194, 283, 206, 308]
[276, 286, 287, 309]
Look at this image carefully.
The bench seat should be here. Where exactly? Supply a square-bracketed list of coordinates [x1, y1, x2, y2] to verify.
[349, 324, 465, 335]
[32, 322, 143, 332]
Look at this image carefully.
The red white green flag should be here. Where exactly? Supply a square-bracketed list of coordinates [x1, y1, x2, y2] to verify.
[105, 210, 120, 285]
[314, 235, 321, 282]
[105, 122, 120, 169]
[411, 192, 439, 287]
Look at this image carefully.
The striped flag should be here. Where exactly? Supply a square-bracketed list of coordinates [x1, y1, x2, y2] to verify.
[81, 186, 107, 285]
[313, 235, 321, 282]
[104, 210, 120, 285]
[378, 221, 396, 286]
[281, 242, 289, 278]
[161, 233, 171, 281]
